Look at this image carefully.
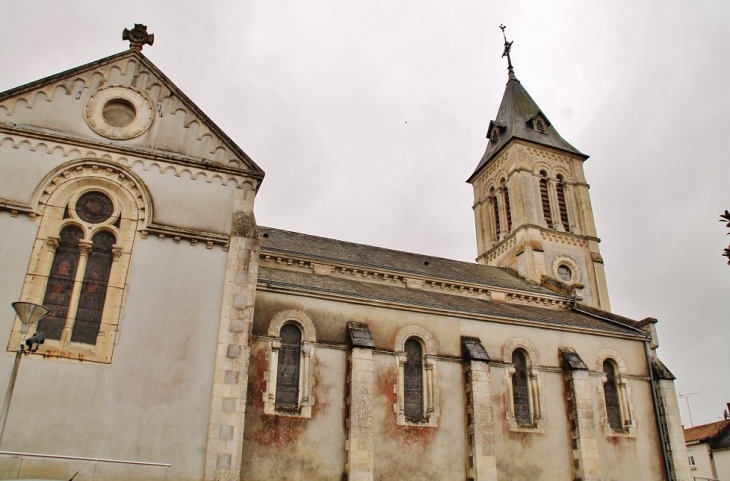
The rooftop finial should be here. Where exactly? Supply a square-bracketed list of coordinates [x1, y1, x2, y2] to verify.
[499, 24, 517, 81]
[123, 24, 154, 51]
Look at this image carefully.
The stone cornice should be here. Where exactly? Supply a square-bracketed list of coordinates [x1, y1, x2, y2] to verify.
[256, 278, 646, 341]
[0, 122, 263, 181]
[259, 249, 573, 309]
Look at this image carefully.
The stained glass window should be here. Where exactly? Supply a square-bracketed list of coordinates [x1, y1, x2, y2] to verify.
[276, 324, 302, 408]
[39, 226, 83, 340]
[404, 339, 424, 418]
[72, 231, 115, 345]
[75, 191, 114, 224]
[603, 360, 623, 429]
[512, 350, 532, 425]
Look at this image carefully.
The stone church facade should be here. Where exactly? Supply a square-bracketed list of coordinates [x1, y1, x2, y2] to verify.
[0, 26, 690, 481]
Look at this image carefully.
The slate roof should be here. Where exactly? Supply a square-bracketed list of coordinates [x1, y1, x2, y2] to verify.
[468, 78, 585, 182]
[684, 419, 730, 443]
[259, 226, 555, 295]
[256, 266, 643, 337]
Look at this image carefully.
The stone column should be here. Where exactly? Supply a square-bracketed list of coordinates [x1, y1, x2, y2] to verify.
[547, 179, 565, 231]
[559, 347, 601, 481]
[462, 337, 497, 481]
[346, 323, 376, 481]
[204, 192, 260, 481]
[651, 357, 692, 481]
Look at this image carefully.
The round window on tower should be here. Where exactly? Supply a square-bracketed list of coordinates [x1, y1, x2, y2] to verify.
[557, 264, 572, 282]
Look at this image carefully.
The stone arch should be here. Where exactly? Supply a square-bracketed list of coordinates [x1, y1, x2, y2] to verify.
[595, 349, 628, 375]
[268, 309, 316, 343]
[394, 325, 436, 355]
[502, 337, 541, 366]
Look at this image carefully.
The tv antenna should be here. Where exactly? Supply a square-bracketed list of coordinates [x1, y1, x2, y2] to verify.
[679, 392, 699, 427]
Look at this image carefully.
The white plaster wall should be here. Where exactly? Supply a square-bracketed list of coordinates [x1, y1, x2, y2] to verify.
[131, 162, 236, 234]
[0, 139, 75, 204]
[687, 443, 715, 480]
[715, 448, 730, 480]
[0, 237, 227, 481]
[0, 213, 38, 332]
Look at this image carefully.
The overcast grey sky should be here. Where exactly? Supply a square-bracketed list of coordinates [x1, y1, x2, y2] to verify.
[1, 1, 728, 426]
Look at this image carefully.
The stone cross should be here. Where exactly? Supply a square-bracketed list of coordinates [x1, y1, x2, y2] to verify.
[123, 24, 154, 51]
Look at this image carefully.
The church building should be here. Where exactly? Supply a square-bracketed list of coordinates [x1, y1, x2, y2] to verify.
[0, 25, 690, 481]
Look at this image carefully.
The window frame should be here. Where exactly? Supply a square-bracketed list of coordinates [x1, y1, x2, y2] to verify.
[595, 350, 636, 437]
[393, 325, 439, 427]
[9, 161, 147, 364]
[263, 310, 316, 418]
[503, 338, 544, 433]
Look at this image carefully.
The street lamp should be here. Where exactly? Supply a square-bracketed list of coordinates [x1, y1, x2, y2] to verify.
[0, 302, 49, 444]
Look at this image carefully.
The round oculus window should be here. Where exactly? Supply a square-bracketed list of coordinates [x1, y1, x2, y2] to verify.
[75, 191, 114, 224]
[557, 265, 572, 282]
[102, 98, 137, 127]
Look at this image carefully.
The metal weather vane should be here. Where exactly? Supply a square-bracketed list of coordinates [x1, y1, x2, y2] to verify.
[499, 24, 517, 80]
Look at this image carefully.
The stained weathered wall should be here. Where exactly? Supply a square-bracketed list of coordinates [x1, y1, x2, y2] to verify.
[241, 339, 347, 480]
[250, 290, 668, 480]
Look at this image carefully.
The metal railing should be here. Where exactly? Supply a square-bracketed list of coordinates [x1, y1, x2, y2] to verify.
[0, 451, 169, 480]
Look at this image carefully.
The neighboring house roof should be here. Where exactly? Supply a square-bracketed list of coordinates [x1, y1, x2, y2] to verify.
[684, 419, 730, 443]
[467, 78, 585, 182]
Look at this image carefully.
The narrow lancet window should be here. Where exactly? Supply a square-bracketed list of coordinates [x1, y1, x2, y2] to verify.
[72, 231, 115, 345]
[603, 360, 623, 429]
[40, 226, 84, 340]
[539, 172, 552, 228]
[503, 186, 512, 233]
[276, 324, 302, 408]
[556, 175, 569, 228]
[512, 350, 532, 425]
[491, 192, 501, 238]
[404, 339, 424, 418]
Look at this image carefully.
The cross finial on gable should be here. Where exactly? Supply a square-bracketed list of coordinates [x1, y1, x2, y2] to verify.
[123, 24, 155, 51]
[499, 24, 517, 81]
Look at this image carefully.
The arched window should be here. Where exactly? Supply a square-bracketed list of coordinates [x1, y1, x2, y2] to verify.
[276, 324, 302, 408]
[37, 191, 119, 347]
[512, 350, 532, 425]
[603, 360, 622, 430]
[39, 226, 84, 340]
[403, 339, 424, 418]
[501, 179, 512, 233]
[491, 190, 501, 238]
[539, 171, 552, 228]
[556, 174, 569, 229]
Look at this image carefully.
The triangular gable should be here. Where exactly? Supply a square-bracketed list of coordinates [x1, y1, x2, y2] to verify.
[0, 50, 264, 178]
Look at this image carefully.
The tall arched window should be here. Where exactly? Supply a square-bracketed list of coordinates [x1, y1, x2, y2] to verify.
[276, 324, 302, 408]
[603, 360, 622, 430]
[38, 191, 118, 347]
[501, 179, 512, 233]
[539, 171, 552, 228]
[512, 350, 532, 425]
[403, 339, 424, 418]
[556, 174, 570, 229]
[39, 226, 84, 340]
[490, 188, 501, 238]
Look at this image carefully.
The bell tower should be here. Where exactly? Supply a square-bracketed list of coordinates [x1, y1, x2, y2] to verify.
[467, 26, 610, 310]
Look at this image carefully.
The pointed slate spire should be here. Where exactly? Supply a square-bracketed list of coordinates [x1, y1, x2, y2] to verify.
[467, 27, 585, 182]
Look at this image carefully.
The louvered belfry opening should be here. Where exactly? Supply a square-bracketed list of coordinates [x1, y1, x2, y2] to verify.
[539, 172, 552, 227]
[556, 175, 569, 228]
[404, 339, 424, 418]
[512, 350, 532, 425]
[276, 324, 302, 408]
[502, 182, 512, 233]
[491, 191, 501, 238]
[603, 360, 623, 429]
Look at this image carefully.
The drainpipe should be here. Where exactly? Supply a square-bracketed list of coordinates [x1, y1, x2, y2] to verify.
[570, 302, 673, 481]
